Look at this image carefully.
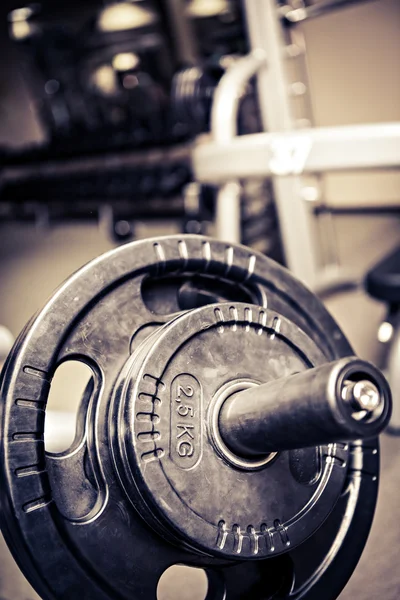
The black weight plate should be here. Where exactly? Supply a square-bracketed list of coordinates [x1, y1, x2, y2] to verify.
[0, 235, 378, 600]
[113, 302, 349, 560]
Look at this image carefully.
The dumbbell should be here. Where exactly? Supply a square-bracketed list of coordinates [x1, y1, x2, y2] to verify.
[0, 235, 391, 599]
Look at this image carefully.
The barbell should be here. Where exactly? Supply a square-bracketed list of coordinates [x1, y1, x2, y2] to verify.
[0, 235, 391, 599]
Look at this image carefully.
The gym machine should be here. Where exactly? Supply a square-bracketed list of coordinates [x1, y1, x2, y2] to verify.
[0, 235, 393, 599]
[193, 0, 400, 289]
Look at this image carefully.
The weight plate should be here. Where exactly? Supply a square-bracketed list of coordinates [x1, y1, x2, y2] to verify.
[113, 302, 349, 559]
[0, 235, 379, 600]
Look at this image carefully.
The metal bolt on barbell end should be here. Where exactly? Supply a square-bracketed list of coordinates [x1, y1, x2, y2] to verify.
[342, 380, 382, 413]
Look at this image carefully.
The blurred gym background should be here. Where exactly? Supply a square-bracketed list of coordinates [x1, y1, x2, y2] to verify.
[0, 1, 399, 599]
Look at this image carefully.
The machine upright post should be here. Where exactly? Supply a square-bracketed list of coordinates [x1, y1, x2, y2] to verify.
[244, 0, 319, 288]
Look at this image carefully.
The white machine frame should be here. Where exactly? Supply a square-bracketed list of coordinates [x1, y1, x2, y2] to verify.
[191, 0, 400, 290]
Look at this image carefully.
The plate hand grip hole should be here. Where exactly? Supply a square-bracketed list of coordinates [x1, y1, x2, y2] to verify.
[141, 274, 257, 316]
[45, 360, 93, 455]
[157, 565, 210, 600]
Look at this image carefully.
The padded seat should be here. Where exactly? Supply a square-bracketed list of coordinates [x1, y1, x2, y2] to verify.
[365, 245, 400, 304]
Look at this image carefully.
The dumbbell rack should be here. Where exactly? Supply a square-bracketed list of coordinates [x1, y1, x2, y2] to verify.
[192, 0, 400, 290]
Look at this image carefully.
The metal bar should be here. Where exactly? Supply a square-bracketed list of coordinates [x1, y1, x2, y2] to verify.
[314, 204, 400, 216]
[218, 357, 392, 454]
[223, 1, 318, 285]
[193, 122, 400, 182]
[0, 143, 192, 187]
[211, 52, 267, 143]
[163, 0, 198, 64]
[281, 0, 378, 24]
[210, 52, 267, 243]
[214, 181, 242, 243]
[291, 15, 342, 274]
[0, 197, 185, 223]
